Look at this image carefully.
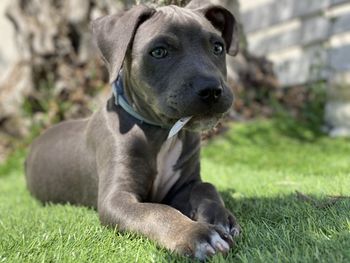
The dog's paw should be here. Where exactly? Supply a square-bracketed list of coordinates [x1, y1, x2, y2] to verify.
[217, 209, 240, 238]
[192, 200, 241, 238]
[174, 222, 234, 261]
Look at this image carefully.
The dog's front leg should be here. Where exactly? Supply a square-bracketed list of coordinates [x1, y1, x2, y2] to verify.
[189, 182, 241, 238]
[97, 166, 233, 260]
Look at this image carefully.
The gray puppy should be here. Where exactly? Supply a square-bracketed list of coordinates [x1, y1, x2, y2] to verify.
[25, 2, 240, 261]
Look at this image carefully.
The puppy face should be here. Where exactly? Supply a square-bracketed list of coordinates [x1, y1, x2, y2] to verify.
[92, 5, 238, 131]
[124, 6, 233, 131]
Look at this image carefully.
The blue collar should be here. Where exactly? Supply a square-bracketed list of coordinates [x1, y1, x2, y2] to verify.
[112, 74, 170, 129]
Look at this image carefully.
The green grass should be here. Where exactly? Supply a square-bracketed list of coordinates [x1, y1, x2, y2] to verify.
[1, 119, 349, 262]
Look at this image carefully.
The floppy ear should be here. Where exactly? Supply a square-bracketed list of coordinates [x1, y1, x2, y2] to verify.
[186, 3, 239, 56]
[91, 5, 156, 83]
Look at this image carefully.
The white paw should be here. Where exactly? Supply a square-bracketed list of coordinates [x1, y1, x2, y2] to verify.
[194, 231, 230, 261]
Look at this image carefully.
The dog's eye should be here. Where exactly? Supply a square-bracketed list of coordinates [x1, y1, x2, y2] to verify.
[213, 42, 224, 55]
[150, 47, 168, 59]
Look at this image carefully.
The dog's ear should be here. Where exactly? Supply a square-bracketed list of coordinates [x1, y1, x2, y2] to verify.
[92, 5, 156, 83]
[186, 3, 239, 56]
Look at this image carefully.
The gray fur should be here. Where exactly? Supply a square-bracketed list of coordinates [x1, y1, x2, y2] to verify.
[26, 3, 240, 260]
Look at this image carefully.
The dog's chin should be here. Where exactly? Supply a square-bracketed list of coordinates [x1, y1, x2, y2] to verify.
[155, 107, 226, 132]
[184, 114, 223, 132]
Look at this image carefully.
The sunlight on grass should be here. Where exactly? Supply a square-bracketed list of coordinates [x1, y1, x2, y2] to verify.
[0, 119, 349, 262]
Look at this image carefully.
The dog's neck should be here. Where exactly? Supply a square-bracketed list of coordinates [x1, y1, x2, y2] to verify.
[112, 73, 169, 129]
[113, 71, 194, 139]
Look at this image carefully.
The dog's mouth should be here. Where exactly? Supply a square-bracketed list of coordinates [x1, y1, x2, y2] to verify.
[154, 103, 229, 135]
[166, 112, 224, 137]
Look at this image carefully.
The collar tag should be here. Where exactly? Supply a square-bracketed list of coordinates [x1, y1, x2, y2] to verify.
[167, 116, 192, 139]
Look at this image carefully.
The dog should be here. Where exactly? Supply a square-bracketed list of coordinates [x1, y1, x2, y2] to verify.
[25, 1, 240, 260]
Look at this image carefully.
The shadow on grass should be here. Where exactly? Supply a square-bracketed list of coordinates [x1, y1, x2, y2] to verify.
[218, 188, 350, 262]
[161, 189, 350, 262]
[221, 188, 350, 225]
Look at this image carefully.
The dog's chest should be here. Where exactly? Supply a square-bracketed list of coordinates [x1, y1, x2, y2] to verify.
[151, 136, 183, 202]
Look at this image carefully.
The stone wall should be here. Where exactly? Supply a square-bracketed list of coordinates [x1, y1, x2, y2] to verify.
[240, 0, 350, 136]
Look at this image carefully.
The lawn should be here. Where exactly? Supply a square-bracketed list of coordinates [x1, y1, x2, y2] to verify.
[0, 119, 349, 262]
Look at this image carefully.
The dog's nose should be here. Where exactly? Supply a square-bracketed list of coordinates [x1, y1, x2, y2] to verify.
[197, 85, 222, 104]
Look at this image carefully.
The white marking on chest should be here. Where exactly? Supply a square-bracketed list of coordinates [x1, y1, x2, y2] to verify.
[151, 136, 183, 202]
